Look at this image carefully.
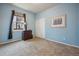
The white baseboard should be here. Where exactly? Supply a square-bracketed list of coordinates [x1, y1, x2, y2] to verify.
[45, 38, 79, 48]
[0, 39, 22, 45]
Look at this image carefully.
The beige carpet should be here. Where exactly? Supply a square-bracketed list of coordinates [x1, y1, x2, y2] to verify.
[0, 38, 79, 56]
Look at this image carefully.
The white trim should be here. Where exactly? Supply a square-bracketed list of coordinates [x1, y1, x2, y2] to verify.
[45, 38, 79, 48]
[0, 39, 22, 45]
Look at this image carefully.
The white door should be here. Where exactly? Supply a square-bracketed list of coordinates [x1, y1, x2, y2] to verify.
[36, 18, 45, 38]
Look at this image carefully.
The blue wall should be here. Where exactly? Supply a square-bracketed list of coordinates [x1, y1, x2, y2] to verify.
[36, 4, 79, 46]
[77, 4, 79, 42]
[0, 4, 2, 41]
[0, 4, 35, 42]
[75, 4, 79, 45]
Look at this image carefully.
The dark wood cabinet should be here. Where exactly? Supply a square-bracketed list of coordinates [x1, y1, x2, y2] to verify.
[22, 30, 33, 40]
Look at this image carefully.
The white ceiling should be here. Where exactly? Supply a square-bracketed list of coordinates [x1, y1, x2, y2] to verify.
[12, 3, 59, 13]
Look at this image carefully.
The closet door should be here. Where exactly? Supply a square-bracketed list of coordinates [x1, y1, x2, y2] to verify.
[36, 18, 45, 38]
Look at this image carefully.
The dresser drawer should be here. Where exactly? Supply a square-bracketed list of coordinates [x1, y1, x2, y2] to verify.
[22, 30, 33, 40]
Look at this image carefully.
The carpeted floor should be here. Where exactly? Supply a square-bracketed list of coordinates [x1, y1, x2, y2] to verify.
[0, 37, 79, 56]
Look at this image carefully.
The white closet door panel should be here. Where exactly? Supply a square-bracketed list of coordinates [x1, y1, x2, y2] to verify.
[36, 18, 45, 38]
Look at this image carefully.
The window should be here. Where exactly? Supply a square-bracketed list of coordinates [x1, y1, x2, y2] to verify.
[12, 11, 26, 31]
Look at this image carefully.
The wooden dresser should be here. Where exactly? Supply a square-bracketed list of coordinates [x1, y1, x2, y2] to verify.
[22, 30, 33, 40]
